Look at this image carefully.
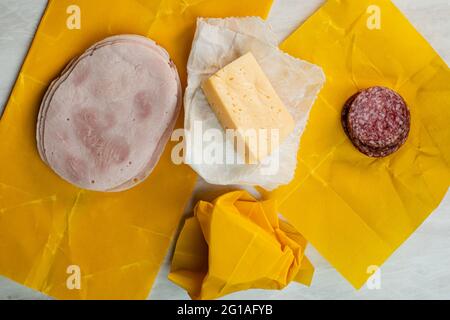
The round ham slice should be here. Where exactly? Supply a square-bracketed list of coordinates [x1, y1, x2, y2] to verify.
[37, 35, 182, 192]
[37, 35, 176, 165]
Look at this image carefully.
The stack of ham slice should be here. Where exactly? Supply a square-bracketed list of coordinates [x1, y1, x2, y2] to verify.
[37, 35, 182, 192]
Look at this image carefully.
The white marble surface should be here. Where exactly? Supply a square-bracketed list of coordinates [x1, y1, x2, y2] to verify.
[0, 0, 449, 300]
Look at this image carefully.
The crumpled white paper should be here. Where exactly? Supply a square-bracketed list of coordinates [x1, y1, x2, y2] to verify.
[184, 17, 325, 190]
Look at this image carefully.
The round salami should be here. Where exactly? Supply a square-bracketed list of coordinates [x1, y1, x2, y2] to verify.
[341, 86, 410, 158]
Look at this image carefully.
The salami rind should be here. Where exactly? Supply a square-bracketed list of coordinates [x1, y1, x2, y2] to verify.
[341, 93, 358, 138]
[341, 86, 410, 158]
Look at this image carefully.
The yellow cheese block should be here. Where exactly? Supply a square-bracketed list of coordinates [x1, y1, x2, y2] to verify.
[202, 52, 295, 163]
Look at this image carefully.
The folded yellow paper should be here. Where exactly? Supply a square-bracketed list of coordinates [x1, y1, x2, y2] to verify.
[262, 0, 450, 289]
[0, 0, 273, 299]
[169, 191, 314, 300]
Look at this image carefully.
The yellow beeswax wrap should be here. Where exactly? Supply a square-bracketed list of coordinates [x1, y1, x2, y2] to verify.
[262, 0, 450, 289]
[0, 0, 273, 299]
[169, 191, 314, 300]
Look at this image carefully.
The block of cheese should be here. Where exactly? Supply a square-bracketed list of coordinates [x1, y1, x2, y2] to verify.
[201, 52, 295, 163]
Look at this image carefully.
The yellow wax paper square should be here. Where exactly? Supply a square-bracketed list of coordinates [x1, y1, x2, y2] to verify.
[264, 0, 450, 289]
[0, 0, 273, 299]
[169, 191, 314, 300]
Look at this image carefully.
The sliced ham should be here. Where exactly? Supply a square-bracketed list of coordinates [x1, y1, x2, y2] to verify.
[37, 35, 182, 192]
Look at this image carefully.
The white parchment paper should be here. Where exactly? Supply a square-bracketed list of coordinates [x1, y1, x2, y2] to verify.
[184, 17, 325, 190]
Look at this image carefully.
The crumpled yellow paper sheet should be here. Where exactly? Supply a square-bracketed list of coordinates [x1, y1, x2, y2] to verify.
[0, 0, 273, 299]
[262, 0, 450, 289]
[169, 191, 314, 300]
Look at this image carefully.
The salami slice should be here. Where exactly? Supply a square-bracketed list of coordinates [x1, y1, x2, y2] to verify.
[341, 86, 410, 158]
[348, 131, 407, 158]
[341, 92, 358, 138]
[36, 35, 182, 192]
